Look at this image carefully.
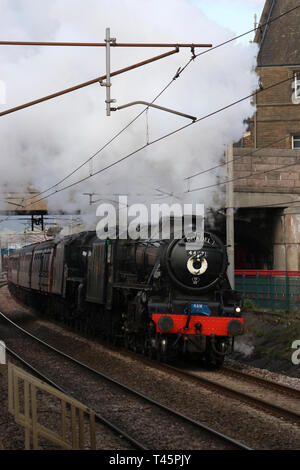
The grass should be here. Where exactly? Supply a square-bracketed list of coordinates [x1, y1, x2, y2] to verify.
[242, 299, 300, 320]
[242, 299, 260, 311]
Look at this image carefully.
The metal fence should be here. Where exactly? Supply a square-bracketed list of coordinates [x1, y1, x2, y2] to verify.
[235, 270, 300, 311]
[7, 362, 96, 450]
[0, 271, 7, 289]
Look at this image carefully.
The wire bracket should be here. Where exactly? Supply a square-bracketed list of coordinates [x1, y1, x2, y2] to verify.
[173, 67, 182, 80]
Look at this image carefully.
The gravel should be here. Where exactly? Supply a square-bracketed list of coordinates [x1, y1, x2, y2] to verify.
[226, 357, 300, 391]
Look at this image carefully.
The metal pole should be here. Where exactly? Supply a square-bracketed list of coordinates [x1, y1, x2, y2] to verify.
[254, 91, 257, 148]
[226, 143, 235, 289]
[113, 101, 197, 121]
[83, 193, 95, 205]
[0, 48, 178, 118]
[105, 28, 111, 116]
[0, 41, 212, 48]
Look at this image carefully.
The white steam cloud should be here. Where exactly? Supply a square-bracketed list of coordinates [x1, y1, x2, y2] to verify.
[234, 338, 255, 357]
[0, 0, 258, 226]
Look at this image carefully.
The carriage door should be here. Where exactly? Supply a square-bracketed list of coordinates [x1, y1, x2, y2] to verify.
[86, 242, 107, 304]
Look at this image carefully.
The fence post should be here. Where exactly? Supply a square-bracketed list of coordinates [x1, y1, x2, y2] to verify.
[24, 380, 31, 450]
[31, 384, 38, 450]
[270, 271, 274, 310]
[255, 270, 258, 305]
[90, 413, 96, 450]
[286, 271, 290, 311]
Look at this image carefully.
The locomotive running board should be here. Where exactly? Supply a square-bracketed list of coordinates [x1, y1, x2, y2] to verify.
[112, 283, 152, 290]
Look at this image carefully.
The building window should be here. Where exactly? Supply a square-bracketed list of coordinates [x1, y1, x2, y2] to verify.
[292, 72, 300, 104]
[292, 135, 300, 149]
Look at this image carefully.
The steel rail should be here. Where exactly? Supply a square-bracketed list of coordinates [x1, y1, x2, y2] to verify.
[102, 347, 300, 424]
[0, 311, 251, 450]
[221, 366, 300, 399]
[160, 363, 300, 425]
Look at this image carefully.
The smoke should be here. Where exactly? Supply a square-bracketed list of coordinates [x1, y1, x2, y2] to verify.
[234, 338, 255, 357]
[0, 0, 258, 229]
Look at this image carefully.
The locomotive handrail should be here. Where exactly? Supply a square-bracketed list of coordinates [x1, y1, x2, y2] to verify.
[112, 282, 152, 290]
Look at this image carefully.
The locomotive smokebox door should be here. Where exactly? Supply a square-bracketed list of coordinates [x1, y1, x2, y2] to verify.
[86, 241, 107, 304]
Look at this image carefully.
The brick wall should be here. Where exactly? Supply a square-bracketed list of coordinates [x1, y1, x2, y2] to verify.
[244, 67, 300, 149]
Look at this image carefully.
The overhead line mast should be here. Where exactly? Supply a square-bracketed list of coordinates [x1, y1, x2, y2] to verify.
[0, 30, 212, 117]
[0, 49, 179, 117]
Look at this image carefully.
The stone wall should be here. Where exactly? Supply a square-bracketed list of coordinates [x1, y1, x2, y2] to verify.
[233, 148, 300, 194]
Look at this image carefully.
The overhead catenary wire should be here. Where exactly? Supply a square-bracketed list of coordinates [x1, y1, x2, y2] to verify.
[0, 1, 298, 117]
[186, 156, 300, 194]
[25, 58, 207, 203]
[0, 49, 181, 118]
[184, 135, 290, 181]
[3, 2, 300, 204]
[2, 2, 299, 214]
[25, 52, 210, 202]
[27, 70, 183, 202]
[25, 74, 297, 208]
[27, 53, 200, 202]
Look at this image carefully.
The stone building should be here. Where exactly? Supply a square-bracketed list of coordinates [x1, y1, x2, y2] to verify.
[233, 0, 300, 270]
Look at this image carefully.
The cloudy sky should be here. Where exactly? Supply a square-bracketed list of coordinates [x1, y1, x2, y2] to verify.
[197, 0, 265, 36]
[0, 0, 264, 234]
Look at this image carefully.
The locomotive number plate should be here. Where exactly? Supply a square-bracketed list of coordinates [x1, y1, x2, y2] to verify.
[190, 303, 211, 315]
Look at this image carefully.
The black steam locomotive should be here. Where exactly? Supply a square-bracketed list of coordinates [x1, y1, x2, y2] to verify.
[7, 228, 243, 366]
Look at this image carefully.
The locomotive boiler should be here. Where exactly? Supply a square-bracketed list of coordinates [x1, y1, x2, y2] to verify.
[7, 229, 243, 366]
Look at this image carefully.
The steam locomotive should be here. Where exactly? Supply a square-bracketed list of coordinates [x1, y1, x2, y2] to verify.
[7, 228, 243, 366]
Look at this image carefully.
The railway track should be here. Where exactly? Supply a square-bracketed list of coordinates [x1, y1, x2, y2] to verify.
[96, 344, 300, 425]
[222, 365, 300, 398]
[0, 311, 251, 450]
[157, 362, 300, 425]
[78, 331, 300, 426]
